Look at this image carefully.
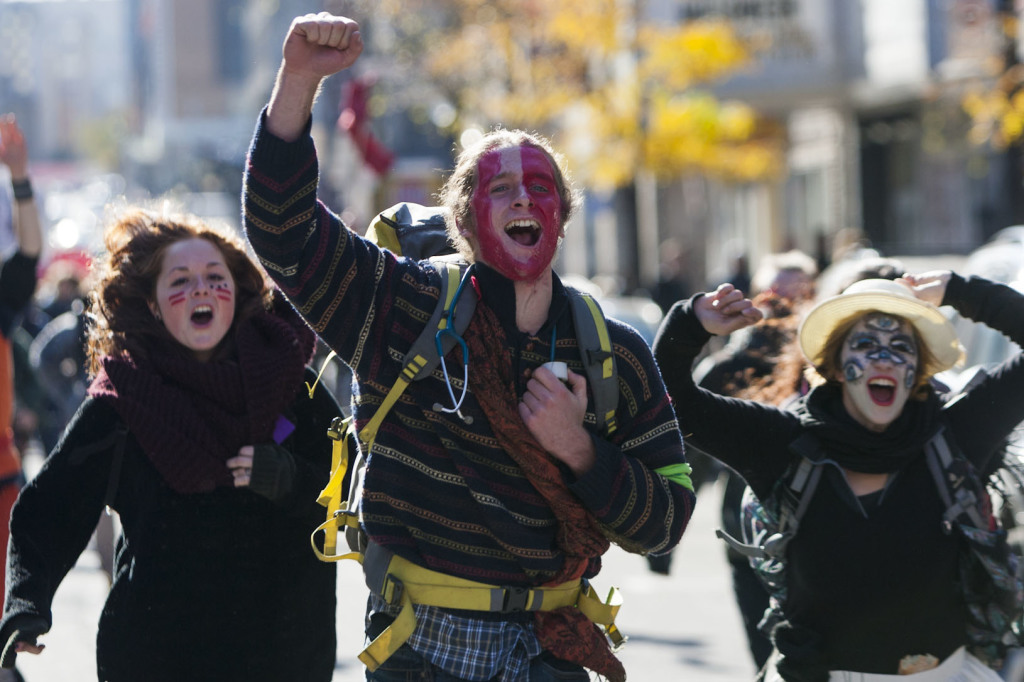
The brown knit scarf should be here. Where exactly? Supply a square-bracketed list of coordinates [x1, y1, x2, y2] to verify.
[88, 294, 315, 494]
[465, 302, 625, 682]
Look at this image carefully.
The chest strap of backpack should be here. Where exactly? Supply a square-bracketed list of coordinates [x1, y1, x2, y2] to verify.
[716, 456, 823, 560]
[924, 427, 988, 531]
[357, 541, 624, 672]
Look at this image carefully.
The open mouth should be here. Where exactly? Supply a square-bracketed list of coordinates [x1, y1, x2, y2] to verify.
[504, 219, 541, 246]
[191, 304, 214, 326]
[867, 377, 896, 406]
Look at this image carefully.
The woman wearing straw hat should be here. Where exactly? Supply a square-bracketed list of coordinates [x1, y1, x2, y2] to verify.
[653, 270, 1024, 681]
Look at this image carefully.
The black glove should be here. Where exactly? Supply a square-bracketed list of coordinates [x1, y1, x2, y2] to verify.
[248, 442, 296, 504]
[0, 615, 49, 669]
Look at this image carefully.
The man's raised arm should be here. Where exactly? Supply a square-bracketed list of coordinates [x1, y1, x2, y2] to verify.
[265, 12, 363, 142]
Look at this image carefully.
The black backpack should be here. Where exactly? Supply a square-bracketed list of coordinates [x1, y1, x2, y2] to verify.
[717, 421, 1024, 670]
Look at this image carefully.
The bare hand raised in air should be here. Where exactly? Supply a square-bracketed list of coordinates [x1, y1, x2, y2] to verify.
[281, 13, 363, 81]
[694, 283, 764, 336]
[896, 270, 951, 308]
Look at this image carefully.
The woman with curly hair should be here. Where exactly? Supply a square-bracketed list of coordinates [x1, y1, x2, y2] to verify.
[0, 207, 343, 681]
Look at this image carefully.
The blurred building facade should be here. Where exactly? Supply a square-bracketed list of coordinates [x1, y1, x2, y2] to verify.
[649, 0, 1020, 292]
[0, 0, 1021, 294]
[0, 0, 129, 163]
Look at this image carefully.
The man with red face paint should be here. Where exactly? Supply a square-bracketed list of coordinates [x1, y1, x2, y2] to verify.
[243, 12, 695, 682]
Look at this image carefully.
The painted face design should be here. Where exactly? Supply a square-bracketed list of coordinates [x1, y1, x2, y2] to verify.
[839, 313, 918, 432]
[470, 145, 564, 281]
[150, 237, 236, 362]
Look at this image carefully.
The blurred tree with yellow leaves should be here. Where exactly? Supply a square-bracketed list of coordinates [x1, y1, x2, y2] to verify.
[960, 7, 1024, 151]
[363, 0, 780, 191]
[962, 65, 1024, 150]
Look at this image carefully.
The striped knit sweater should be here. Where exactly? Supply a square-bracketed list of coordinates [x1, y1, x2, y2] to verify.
[243, 111, 694, 587]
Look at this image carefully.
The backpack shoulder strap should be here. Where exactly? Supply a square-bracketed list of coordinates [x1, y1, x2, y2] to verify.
[568, 291, 618, 436]
[358, 261, 476, 448]
[773, 457, 822, 547]
[924, 427, 988, 530]
[716, 456, 823, 560]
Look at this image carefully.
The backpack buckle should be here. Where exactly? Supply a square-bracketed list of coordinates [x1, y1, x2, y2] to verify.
[332, 509, 360, 532]
[500, 586, 530, 612]
[327, 416, 346, 441]
[763, 533, 790, 559]
[381, 574, 405, 606]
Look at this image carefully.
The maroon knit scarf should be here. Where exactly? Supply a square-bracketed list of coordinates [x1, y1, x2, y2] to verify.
[465, 303, 625, 682]
[88, 295, 315, 494]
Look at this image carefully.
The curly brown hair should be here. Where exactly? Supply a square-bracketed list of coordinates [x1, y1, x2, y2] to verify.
[86, 207, 273, 376]
[437, 129, 580, 261]
[732, 291, 811, 406]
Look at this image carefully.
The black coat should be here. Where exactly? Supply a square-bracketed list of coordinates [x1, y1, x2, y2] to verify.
[1, 367, 342, 682]
[653, 275, 1024, 676]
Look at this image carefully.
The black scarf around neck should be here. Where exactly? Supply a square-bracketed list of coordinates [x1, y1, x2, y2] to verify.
[87, 294, 315, 493]
[790, 383, 943, 474]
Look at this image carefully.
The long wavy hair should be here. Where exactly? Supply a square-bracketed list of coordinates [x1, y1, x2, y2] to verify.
[86, 207, 273, 376]
[438, 128, 581, 261]
[730, 292, 811, 407]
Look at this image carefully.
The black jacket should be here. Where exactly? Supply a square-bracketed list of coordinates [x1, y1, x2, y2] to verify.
[0, 367, 342, 682]
[653, 275, 1024, 676]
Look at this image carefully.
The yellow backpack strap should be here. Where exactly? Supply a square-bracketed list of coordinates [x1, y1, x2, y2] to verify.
[311, 262, 476, 564]
[569, 292, 618, 435]
[357, 542, 625, 671]
[359, 261, 472, 447]
[360, 261, 472, 445]
[357, 375, 412, 450]
[305, 350, 338, 400]
[310, 416, 364, 563]
[576, 582, 626, 649]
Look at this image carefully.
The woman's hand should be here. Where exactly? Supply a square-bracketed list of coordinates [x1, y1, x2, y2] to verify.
[694, 283, 764, 336]
[897, 271, 951, 307]
[0, 615, 49, 669]
[227, 444, 296, 501]
[226, 447, 254, 488]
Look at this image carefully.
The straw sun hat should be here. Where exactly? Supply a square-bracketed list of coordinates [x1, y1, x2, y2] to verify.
[798, 278, 963, 374]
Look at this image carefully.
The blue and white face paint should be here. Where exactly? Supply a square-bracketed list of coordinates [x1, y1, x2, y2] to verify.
[838, 313, 918, 433]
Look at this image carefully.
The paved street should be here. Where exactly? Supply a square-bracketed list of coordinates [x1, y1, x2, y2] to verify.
[14, 473, 755, 681]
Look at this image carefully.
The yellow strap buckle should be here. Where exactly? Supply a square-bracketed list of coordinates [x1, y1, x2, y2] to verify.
[577, 582, 626, 649]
